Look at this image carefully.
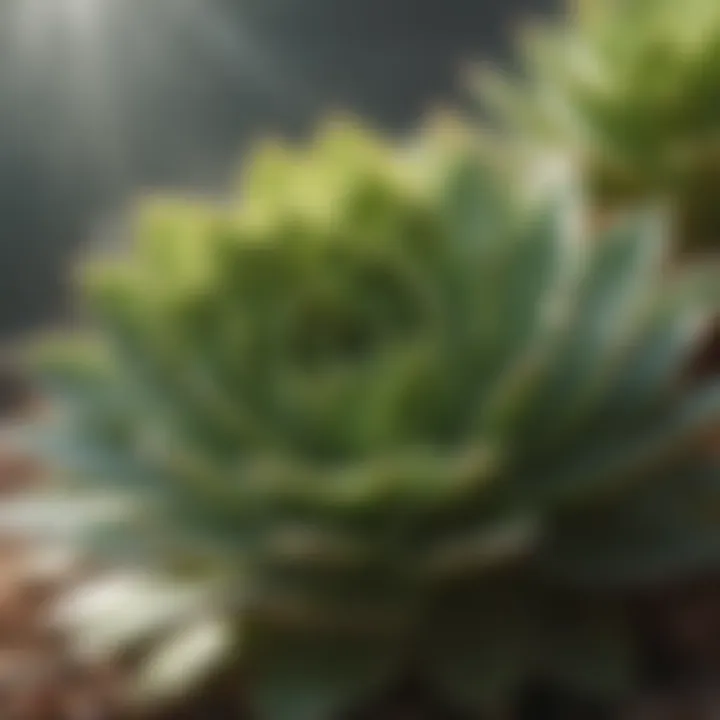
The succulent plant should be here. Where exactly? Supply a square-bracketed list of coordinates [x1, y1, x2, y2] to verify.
[9, 117, 720, 720]
[475, 0, 720, 250]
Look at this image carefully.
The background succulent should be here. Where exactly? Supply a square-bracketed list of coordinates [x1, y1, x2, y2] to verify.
[7, 117, 720, 720]
[475, 0, 720, 250]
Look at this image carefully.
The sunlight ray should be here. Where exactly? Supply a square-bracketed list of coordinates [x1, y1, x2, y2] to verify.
[1, 0, 312, 190]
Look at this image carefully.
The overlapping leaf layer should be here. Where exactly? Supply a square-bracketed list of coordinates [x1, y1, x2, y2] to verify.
[16, 118, 720, 719]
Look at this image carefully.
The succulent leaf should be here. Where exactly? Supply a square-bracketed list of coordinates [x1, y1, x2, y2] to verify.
[477, 0, 720, 249]
[18, 116, 720, 717]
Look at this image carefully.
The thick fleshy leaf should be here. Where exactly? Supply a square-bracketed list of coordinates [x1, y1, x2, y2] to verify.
[440, 155, 513, 256]
[422, 515, 541, 580]
[530, 590, 634, 698]
[0, 493, 138, 541]
[248, 626, 402, 720]
[472, 183, 584, 435]
[596, 299, 708, 417]
[135, 615, 235, 703]
[538, 463, 720, 587]
[475, 0, 720, 250]
[424, 575, 534, 714]
[514, 210, 668, 443]
[523, 383, 720, 506]
[54, 573, 218, 661]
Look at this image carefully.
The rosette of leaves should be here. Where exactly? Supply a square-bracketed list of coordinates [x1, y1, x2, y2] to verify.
[9, 117, 720, 720]
[475, 0, 720, 251]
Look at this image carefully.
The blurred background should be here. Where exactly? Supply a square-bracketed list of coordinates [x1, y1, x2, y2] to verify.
[0, 0, 557, 341]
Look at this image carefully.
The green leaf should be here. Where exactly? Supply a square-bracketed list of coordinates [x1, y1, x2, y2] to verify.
[441, 156, 511, 255]
[539, 463, 720, 587]
[526, 383, 720, 507]
[247, 626, 402, 720]
[531, 590, 634, 698]
[422, 515, 541, 580]
[424, 575, 532, 714]
[472, 185, 583, 435]
[516, 210, 668, 442]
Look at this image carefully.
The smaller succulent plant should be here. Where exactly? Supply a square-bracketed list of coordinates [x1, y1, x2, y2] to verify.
[8, 116, 720, 720]
[475, 0, 720, 250]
